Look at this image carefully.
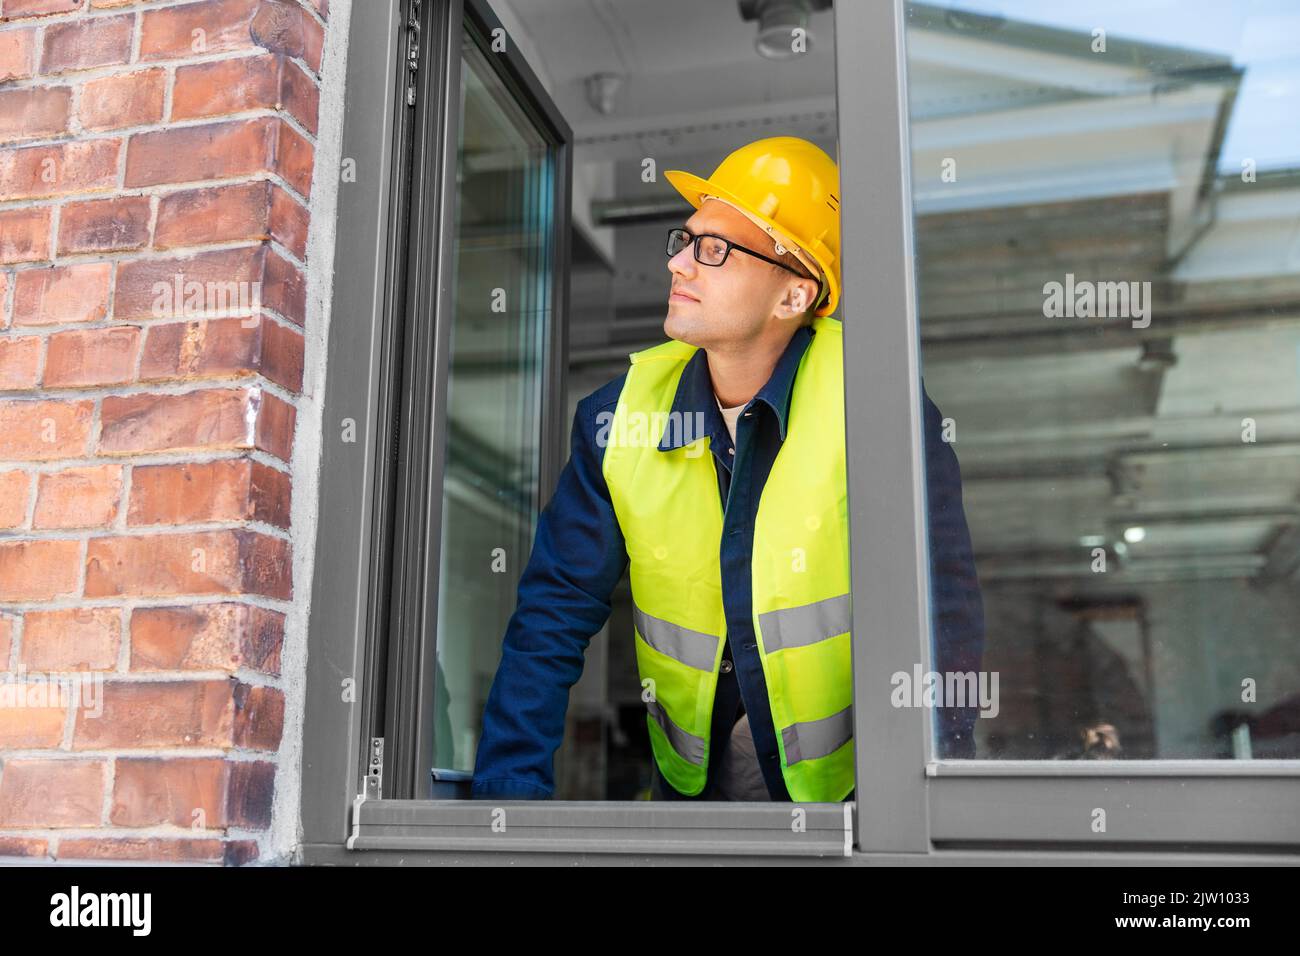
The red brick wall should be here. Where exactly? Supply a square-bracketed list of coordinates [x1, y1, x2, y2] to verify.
[0, 0, 332, 865]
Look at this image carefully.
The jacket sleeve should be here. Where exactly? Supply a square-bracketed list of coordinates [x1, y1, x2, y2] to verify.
[920, 382, 987, 759]
[469, 385, 629, 799]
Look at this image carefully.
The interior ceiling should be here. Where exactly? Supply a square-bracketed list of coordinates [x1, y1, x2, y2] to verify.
[479, 0, 1300, 586]
[502, 0, 837, 129]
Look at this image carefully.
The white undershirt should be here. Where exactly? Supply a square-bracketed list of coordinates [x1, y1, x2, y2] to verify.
[715, 395, 746, 446]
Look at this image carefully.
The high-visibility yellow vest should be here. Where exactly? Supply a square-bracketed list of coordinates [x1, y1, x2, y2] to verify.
[601, 314, 853, 802]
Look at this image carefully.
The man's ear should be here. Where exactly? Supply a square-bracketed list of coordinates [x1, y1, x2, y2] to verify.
[780, 279, 816, 318]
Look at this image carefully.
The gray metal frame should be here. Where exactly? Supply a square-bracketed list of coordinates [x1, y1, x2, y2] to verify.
[838, 0, 934, 855]
[383, 0, 572, 799]
[299, 0, 1300, 863]
[381, 0, 461, 802]
[300, 0, 406, 848]
[838, 0, 1300, 858]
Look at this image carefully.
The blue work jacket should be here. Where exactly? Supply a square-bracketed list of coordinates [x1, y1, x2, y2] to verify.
[470, 323, 985, 800]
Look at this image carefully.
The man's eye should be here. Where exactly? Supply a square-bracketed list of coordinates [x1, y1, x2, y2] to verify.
[701, 237, 727, 258]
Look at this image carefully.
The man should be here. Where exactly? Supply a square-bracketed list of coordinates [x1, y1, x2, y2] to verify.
[471, 136, 984, 802]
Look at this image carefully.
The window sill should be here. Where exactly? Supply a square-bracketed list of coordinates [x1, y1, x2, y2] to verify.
[345, 797, 854, 857]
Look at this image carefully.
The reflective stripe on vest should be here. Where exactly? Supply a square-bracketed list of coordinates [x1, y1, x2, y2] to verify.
[602, 315, 853, 802]
[647, 698, 706, 765]
[757, 593, 852, 653]
[633, 602, 718, 672]
[781, 705, 853, 765]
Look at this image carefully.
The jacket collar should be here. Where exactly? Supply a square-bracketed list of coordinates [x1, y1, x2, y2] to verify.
[656, 323, 814, 452]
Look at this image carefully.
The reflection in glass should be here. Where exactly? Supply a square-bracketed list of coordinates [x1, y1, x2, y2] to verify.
[432, 30, 553, 771]
[907, 1, 1300, 759]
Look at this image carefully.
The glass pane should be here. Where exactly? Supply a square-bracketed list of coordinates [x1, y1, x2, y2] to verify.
[432, 29, 554, 772]
[906, 1, 1300, 759]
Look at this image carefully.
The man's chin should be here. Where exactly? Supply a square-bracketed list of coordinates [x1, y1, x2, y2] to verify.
[664, 312, 706, 346]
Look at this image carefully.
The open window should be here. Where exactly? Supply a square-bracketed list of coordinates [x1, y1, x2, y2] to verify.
[304, 0, 855, 862]
[377, 0, 571, 802]
[301, 0, 1299, 864]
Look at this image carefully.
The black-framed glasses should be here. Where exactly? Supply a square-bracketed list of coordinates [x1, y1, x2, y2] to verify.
[666, 227, 820, 296]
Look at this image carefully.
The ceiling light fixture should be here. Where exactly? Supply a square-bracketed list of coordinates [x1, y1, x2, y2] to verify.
[738, 0, 832, 61]
[584, 72, 623, 115]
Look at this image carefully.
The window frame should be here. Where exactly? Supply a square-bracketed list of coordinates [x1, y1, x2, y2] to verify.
[845, 0, 1300, 856]
[378, 0, 573, 801]
[298, 0, 1300, 865]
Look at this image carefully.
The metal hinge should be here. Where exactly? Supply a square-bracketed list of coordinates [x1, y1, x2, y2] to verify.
[405, 0, 422, 106]
[364, 736, 384, 798]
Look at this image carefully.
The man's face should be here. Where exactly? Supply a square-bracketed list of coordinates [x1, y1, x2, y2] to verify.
[664, 198, 809, 349]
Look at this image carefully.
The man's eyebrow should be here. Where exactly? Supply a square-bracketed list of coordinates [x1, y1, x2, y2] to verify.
[687, 225, 734, 241]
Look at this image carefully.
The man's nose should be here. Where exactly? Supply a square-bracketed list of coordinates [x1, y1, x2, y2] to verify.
[667, 248, 697, 276]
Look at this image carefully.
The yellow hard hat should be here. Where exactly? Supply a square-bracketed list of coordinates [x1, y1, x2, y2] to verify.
[665, 136, 841, 316]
